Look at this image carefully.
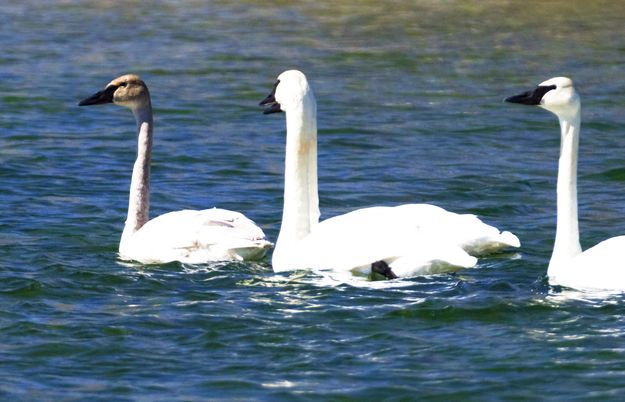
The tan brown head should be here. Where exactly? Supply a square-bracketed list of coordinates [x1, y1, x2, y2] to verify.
[79, 74, 150, 110]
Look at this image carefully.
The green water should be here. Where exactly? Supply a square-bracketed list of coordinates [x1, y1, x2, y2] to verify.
[2, 0, 625, 400]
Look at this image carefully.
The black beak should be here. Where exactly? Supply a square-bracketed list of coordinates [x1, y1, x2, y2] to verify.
[259, 80, 282, 114]
[505, 84, 556, 106]
[78, 85, 117, 106]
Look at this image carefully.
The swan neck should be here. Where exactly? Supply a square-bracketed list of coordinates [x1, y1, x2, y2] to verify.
[549, 110, 582, 270]
[121, 102, 153, 246]
[274, 95, 320, 266]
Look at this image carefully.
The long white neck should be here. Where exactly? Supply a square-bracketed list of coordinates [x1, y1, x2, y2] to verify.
[120, 103, 153, 249]
[549, 110, 582, 272]
[273, 95, 320, 268]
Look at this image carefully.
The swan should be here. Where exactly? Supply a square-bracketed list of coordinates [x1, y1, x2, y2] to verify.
[259, 70, 519, 279]
[506, 76, 625, 291]
[79, 74, 271, 264]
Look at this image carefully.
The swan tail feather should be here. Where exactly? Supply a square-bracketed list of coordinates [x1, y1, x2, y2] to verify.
[499, 231, 521, 248]
[461, 229, 521, 256]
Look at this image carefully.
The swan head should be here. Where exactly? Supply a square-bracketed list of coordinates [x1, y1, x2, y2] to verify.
[79, 74, 151, 110]
[505, 77, 580, 118]
[259, 70, 315, 114]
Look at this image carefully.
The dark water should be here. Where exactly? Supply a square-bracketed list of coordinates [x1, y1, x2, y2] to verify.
[2, 0, 625, 400]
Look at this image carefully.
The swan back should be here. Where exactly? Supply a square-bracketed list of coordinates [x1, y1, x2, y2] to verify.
[121, 208, 272, 264]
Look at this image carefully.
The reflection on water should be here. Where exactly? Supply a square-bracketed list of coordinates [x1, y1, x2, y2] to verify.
[546, 287, 625, 306]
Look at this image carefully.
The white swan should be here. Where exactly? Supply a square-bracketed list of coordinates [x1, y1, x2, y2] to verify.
[260, 70, 519, 279]
[506, 76, 625, 291]
[79, 74, 271, 264]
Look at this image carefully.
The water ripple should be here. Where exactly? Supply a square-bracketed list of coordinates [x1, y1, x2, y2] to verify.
[3, 0, 625, 400]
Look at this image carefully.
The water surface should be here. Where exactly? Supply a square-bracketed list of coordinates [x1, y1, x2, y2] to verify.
[2, 0, 625, 400]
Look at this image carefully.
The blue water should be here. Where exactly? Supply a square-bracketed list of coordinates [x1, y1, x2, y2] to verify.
[2, 0, 625, 400]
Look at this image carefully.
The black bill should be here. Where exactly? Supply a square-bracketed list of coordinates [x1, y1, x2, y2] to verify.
[259, 80, 282, 114]
[505, 84, 556, 105]
[78, 85, 118, 106]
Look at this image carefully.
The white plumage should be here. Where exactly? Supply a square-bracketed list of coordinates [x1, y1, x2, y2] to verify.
[560, 236, 625, 290]
[261, 70, 519, 279]
[119, 208, 271, 264]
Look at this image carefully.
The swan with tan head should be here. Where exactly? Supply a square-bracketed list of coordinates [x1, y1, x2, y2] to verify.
[260, 70, 519, 279]
[79, 74, 271, 264]
[506, 76, 625, 291]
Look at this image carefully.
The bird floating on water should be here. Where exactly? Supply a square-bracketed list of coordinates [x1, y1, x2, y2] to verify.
[507, 76, 625, 291]
[260, 70, 519, 279]
[79, 74, 271, 264]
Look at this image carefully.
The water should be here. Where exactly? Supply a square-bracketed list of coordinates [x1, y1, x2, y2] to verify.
[2, 0, 625, 399]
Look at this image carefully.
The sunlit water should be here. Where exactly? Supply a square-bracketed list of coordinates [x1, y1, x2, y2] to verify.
[2, 0, 625, 400]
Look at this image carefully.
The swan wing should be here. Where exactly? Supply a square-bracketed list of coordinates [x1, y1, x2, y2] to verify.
[120, 208, 272, 264]
[391, 204, 520, 255]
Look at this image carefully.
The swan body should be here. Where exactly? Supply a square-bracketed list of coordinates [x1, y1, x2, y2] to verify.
[119, 208, 270, 264]
[506, 76, 625, 291]
[293, 204, 517, 277]
[79, 74, 271, 264]
[556, 236, 625, 290]
[261, 70, 519, 278]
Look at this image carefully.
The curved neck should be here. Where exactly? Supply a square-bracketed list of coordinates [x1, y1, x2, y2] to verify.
[273, 96, 320, 265]
[120, 103, 153, 246]
[549, 110, 582, 270]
